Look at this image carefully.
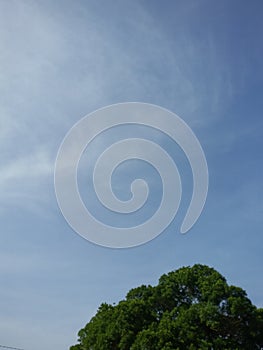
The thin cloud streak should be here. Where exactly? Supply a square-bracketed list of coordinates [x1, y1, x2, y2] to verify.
[0, 150, 52, 186]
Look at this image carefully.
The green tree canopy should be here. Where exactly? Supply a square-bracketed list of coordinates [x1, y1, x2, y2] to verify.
[70, 264, 263, 350]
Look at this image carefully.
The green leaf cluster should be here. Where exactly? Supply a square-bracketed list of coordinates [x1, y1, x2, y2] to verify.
[70, 264, 263, 350]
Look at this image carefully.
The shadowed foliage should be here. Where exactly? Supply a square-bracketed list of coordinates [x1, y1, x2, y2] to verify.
[70, 264, 263, 350]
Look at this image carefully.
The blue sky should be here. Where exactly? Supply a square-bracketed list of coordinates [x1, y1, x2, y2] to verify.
[1, 0, 263, 349]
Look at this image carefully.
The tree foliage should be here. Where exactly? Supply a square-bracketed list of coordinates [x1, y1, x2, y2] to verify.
[70, 264, 263, 350]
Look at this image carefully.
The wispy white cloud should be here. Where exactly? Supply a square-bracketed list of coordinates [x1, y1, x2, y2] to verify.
[0, 149, 52, 186]
[0, 148, 53, 215]
[0, 0, 203, 213]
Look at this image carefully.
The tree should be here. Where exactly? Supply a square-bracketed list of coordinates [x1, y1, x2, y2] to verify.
[70, 264, 263, 350]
